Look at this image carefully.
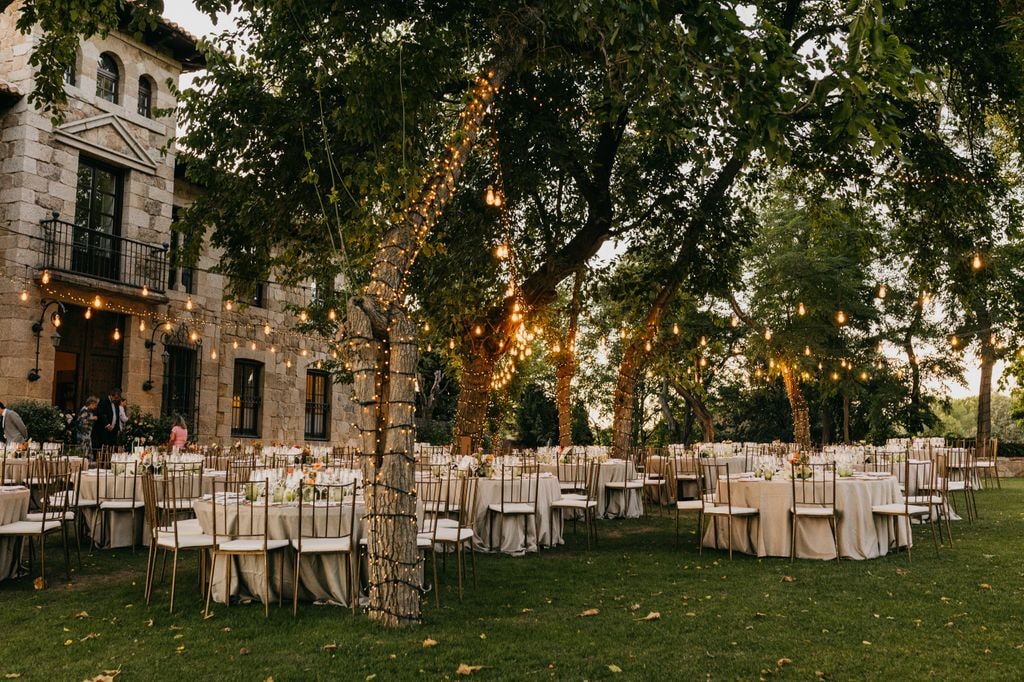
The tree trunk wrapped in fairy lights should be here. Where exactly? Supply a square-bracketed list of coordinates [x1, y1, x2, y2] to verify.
[780, 363, 812, 449]
[451, 348, 499, 454]
[556, 272, 583, 448]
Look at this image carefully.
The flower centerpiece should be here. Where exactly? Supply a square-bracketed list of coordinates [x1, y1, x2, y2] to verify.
[457, 448, 495, 478]
[789, 451, 812, 479]
[558, 446, 573, 464]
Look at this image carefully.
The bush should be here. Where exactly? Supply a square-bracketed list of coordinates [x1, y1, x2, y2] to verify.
[8, 400, 70, 443]
[120, 404, 176, 447]
[415, 419, 453, 445]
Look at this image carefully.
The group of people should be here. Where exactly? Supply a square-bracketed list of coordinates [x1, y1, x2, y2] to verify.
[1, 388, 189, 459]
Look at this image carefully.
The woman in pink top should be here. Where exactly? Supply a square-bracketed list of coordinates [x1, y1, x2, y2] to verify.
[168, 415, 188, 449]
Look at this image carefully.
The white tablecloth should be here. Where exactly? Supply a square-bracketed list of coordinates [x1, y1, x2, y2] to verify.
[0, 487, 30, 581]
[540, 460, 643, 518]
[473, 475, 564, 555]
[703, 475, 910, 560]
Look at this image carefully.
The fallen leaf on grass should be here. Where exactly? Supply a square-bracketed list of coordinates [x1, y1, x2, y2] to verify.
[781, 576, 796, 583]
[33, 577, 45, 591]
[175, 644, 185, 654]
[4, 674, 21, 679]
[63, 640, 73, 647]
[607, 664, 623, 673]
[777, 658, 793, 668]
[74, 611, 89, 619]
[322, 644, 338, 651]
[980, 583, 992, 590]
[144, 619, 153, 628]
[578, 608, 600, 617]
[629, 603, 641, 611]
[221, 627, 231, 632]
[455, 664, 483, 676]
[79, 633, 100, 642]
[895, 567, 908, 576]
[637, 612, 661, 621]
[521, 608, 533, 613]
[239, 648, 250, 656]
[422, 639, 438, 649]
[862, 641, 872, 646]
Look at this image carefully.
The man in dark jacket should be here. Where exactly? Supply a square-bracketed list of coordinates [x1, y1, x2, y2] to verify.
[92, 388, 122, 450]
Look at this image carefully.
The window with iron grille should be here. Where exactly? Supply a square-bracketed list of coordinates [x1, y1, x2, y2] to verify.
[96, 53, 119, 103]
[138, 76, 153, 118]
[304, 370, 331, 440]
[231, 360, 263, 437]
[168, 208, 195, 294]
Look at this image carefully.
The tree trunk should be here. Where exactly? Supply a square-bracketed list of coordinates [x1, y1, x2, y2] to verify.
[671, 380, 714, 442]
[681, 405, 694, 445]
[842, 393, 850, 444]
[452, 350, 498, 454]
[902, 301, 925, 433]
[820, 404, 832, 446]
[556, 272, 583, 447]
[611, 342, 642, 458]
[977, 343, 995, 446]
[659, 380, 678, 442]
[780, 364, 811, 449]
[347, 33, 529, 625]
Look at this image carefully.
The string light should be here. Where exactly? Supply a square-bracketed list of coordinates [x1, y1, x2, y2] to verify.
[232, 340, 239, 350]
[84, 307, 92, 320]
[139, 319, 146, 332]
[950, 335, 960, 348]
[142, 285, 149, 297]
[53, 313, 61, 328]
[672, 323, 679, 335]
[474, 324, 483, 336]
[494, 243, 509, 259]
[225, 300, 233, 311]
[299, 309, 308, 322]
[190, 331, 199, 342]
[210, 349, 217, 360]
[263, 323, 271, 335]
[972, 254, 983, 270]
[797, 302, 806, 316]
[186, 297, 193, 311]
[164, 321, 172, 331]
[41, 270, 50, 285]
[327, 308, 336, 321]
[250, 341, 257, 351]
[699, 357, 708, 367]
[764, 328, 772, 340]
[804, 345, 811, 356]
[644, 340, 652, 352]
[699, 335, 707, 347]
[836, 310, 847, 325]
[19, 289, 27, 302]
[113, 328, 121, 341]
[93, 295, 102, 308]
[877, 283, 887, 299]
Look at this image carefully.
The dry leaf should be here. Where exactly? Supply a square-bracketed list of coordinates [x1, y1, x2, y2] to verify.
[521, 608, 533, 613]
[75, 611, 89, 619]
[777, 658, 793, 668]
[781, 576, 796, 583]
[144, 619, 154, 628]
[33, 577, 45, 591]
[629, 603, 641, 611]
[84, 676, 115, 682]
[422, 639, 439, 649]
[322, 643, 338, 651]
[239, 648, 250, 656]
[578, 608, 600, 617]
[4, 674, 22, 679]
[455, 664, 483, 676]
[79, 633, 100, 642]
[980, 583, 992, 590]
[638, 612, 661, 621]
[608, 664, 623, 673]
[895, 567, 908, 576]
[221, 627, 231, 632]
[862, 641, 872, 646]
[63, 640, 73, 647]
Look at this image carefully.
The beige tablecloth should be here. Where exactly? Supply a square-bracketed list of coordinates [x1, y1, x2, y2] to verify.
[647, 455, 749, 504]
[194, 499, 363, 607]
[0, 487, 30, 581]
[473, 475, 564, 555]
[702, 476, 910, 560]
[1, 456, 89, 484]
[540, 460, 643, 518]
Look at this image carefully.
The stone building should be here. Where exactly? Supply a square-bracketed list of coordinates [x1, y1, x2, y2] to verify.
[0, 2, 357, 445]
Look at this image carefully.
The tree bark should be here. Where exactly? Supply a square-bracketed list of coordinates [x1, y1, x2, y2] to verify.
[781, 364, 811, 449]
[842, 393, 850, 444]
[452, 350, 499, 454]
[556, 271, 583, 447]
[659, 380, 678, 442]
[672, 380, 714, 442]
[902, 299, 925, 433]
[611, 341, 642, 458]
[977, 342, 995, 446]
[348, 31, 530, 626]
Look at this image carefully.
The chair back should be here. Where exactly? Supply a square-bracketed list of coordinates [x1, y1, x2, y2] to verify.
[208, 479, 271, 549]
[227, 457, 256, 485]
[455, 475, 479, 531]
[790, 462, 836, 513]
[296, 480, 357, 553]
[417, 476, 445, 536]
[31, 456, 71, 523]
[498, 461, 540, 514]
[903, 458, 934, 501]
[699, 462, 731, 508]
[97, 467, 142, 505]
[557, 453, 589, 492]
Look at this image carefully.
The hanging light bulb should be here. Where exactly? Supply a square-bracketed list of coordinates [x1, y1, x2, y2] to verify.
[225, 300, 233, 311]
[764, 328, 773, 340]
[831, 372, 840, 381]
[524, 347, 532, 356]
[860, 371, 869, 380]
[53, 313, 61, 328]
[620, 328, 628, 339]
[263, 323, 271, 336]
[113, 328, 121, 341]
[877, 283, 887, 299]
[190, 331, 199, 342]
[270, 345, 277, 353]
[672, 323, 679, 335]
[250, 341, 257, 351]
[449, 339, 455, 350]
[93, 295, 102, 308]
[493, 192, 503, 207]
[552, 342, 561, 353]
[494, 243, 509, 260]
[211, 349, 218, 360]
[41, 270, 51, 285]
[485, 186, 495, 205]
[644, 340, 652, 352]
[285, 359, 292, 369]
[474, 324, 483, 336]
[186, 297, 193, 311]
[699, 335, 707, 347]
[142, 285, 149, 297]
[804, 345, 811, 356]
[818, 362, 823, 370]
[699, 357, 708, 367]
[731, 315, 739, 327]
[232, 340, 239, 350]
[427, 343, 432, 352]
[972, 253, 983, 270]
[164, 321, 172, 331]
[299, 309, 308, 322]
[84, 307, 92, 320]
[327, 308, 336, 321]
[797, 302, 806, 316]
[950, 335, 960, 348]
[139, 319, 146, 332]
[19, 289, 28, 302]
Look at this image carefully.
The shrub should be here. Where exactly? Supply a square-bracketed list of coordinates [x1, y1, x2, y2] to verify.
[8, 400, 70, 443]
[120, 404, 176, 446]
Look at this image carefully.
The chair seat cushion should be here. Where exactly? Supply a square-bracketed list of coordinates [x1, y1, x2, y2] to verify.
[291, 537, 352, 553]
[704, 504, 758, 516]
[159, 519, 204, 536]
[872, 503, 929, 516]
[605, 480, 644, 489]
[422, 501, 459, 513]
[488, 502, 535, 515]
[76, 499, 98, 508]
[26, 511, 75, 522]
[157, 499, 195, 510]
[975, 459, 995, 468]
[946, 481, 967, 491]
[99, 499, 144, 510]
[558, 482, 584, 491]
[0, 519, 61, 534]
[675, 474, 699, 481]
[642, 477, 668, 486]
[217, 538, 289, 552]
[416, 534, 434, 550]
[435, 518, 459, 528]
[434, 526, 474, 543]
[551, 498, 596, 510]
[156, 531, 215, 549]
[793, 506, 836, 517]
[906, 495, 944, 506]
[675, 500, 703, 511]
[560, 493, 586, 501]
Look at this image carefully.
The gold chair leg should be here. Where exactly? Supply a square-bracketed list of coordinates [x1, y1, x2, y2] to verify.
[431, 548, 440, 608]
[169, 549, 179, 614]
[203, 552, 217, 619]
[292, 551, 301, 617]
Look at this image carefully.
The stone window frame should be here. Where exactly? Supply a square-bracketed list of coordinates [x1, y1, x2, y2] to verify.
[96, 52, 121, 104]
[304, 369, 331, 441]
[137, 74, 156, 118]
[231, 359, 264, 437]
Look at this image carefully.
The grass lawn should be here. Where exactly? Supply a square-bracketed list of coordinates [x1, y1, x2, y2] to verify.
[2, 482, 1024, 681]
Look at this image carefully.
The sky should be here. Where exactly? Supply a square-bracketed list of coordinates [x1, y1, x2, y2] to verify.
[161, 6, 1011, 401]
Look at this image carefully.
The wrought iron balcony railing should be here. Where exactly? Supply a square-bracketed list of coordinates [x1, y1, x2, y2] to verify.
[41, 215, 168, 294]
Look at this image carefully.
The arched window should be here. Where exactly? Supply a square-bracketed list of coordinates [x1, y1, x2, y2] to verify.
[96, 53, 119, 103]
[137, 76, 154, 117]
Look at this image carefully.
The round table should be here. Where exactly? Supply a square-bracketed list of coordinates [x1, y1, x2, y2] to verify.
[194, 497, 364, 607]
[647, 454, 749, 504]
[2, 456, 89, 484]
[0, 486, 30, 581]
[702, 475, 909, 560]
[472, 474, 564, 555]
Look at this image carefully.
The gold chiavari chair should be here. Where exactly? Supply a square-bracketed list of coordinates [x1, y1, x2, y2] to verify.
[292, 480, 358, 615]
[94, 466, 144, 552]
[872, 457, 938, 561]
[556, 450, 587, 496]
[641, 447, 673, 512]
[487, 460, 540, 554]
[674, 454, 704, 548]
[790, 462, 840, 562]
[944, 447, 977, 522]
[0, 457, 70, 584]
[975, 438, 999, 489]
[550, 460, 600, 550]
[427, 476, 479, 602]
[699, 462, 758, 560]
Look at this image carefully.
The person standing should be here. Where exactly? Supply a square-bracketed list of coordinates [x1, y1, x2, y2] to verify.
[76, 396, 99, 456]
[0, 402, 29, 448]
[168, 415, 188, 450]
[92, 388, 122, 451]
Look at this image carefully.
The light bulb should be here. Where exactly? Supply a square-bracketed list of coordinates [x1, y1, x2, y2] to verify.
[186, 297, 193, 311]
[474, 325, 483, 336]
[84, 307, 92, 320]
[19, 289, 28, 302]
[142, 286, 149, 297]
[301, 349, 307, 357]
[299, 309, 308, 322]
[495, 243, 509, 259]
[804, 345, 811, 356]
[836, 310, 847, 325]
[139, 319, 146, 332]
[263, 323, 271, 336]
[877, 283, 886, 299]
[797, 302, 806, 316]
[232, 340, 239, 350]
[700, 335, 707, 347]
[93, 295, 102, 308]
[485, 186, 495, 205]
[950, 335, 959, 348]
[448, 339, 455, 350]
[552, 342, 561, 353]
[731, 315, 739, 327]
[211, 350, 217, 360]
[699, 357, 708, 367]
[285, 359, 292, 369]
[831, 372, 839, 380]
[972, 254, 983, 270]
[225, 300, 233, 311]
[764, 328, 772, 340]
[860, 371, 869, 380]
[644, 340, 652, 352]
[672, 323, 679, 335]
[164, 321, 172, 331]
[270, 345, 276, 353]
[41, 270, 51, 285]
[524, 347, 532, 356]
[53, 314, 61, 328]
[190, 331, 199, 342]
[327, 308, 336, 321]
[250, 341, 257, 351]
[113, 328, 121, 341]
[493, 193, 502, 207]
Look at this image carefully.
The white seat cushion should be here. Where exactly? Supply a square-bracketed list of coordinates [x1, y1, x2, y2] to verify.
[217, 538, 289, 552]
[416, 534, 434, 550]
[435, 518, 459, 528]
[560, 493, 586, 501]
[675, 474, 698, 481]
[159, 519, 204, 536]
[76, 499, 98, 508]
[488, 502, 535, 515]
[422, 500, 458, 513]
[156, 532, 215, 549]
[99, 499, 144, 510]
[704, 504, 758, 516]
[793, 506, 836, 517]
[0, 519, 61, 534]
[434, 526, 474, 543]
[675, 500, 703, 511]
[559, 482, 584, 491]
[551, 498, 596, 510]
[906, 495, 944, 506]
[872, 503, 929, 516]
[605, 480, 644, 489]
[975, 459, 995, 468]
[291, 537, 352, 553]
[643, 477, 668, 486]
[946, 481, 966, 491]
[157, 499, 195, 510]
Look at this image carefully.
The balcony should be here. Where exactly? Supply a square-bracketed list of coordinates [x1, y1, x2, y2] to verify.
[41, 215, 169, 296]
